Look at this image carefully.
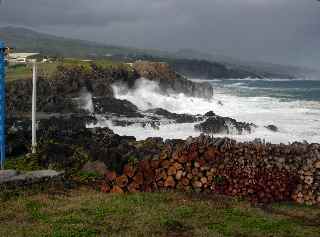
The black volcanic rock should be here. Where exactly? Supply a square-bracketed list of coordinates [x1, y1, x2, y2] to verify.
[6, 115, 151, 174]
[6, 78, 80, 116]
[93, 97, 143, 117]
[265, 125, 279, 132]
[195, 115, 255, 134]
[6, 64, 138, 117]
[145, 108, 201, 123]
[133, 61, 213, 99]
[6, 62, 214, 118]
[204, 111, 216, 117]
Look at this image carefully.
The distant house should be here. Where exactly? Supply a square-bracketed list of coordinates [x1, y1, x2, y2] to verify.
[8, 53, 39, 64]
[42, 57, 50, 63]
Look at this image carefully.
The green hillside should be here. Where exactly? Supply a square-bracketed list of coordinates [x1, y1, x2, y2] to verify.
[0, 26, 153, 58]
[0, 26, 309, 79]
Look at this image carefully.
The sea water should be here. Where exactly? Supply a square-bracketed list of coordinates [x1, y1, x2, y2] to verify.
[91, 78, 320, 144]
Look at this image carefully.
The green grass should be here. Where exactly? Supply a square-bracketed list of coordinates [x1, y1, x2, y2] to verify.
[0, 188, 320, 237]
[6, 63, 33, 81]
[6, 63, 59, 81]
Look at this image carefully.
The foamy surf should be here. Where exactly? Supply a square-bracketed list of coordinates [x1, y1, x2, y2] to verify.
[89, 78, 320, 144]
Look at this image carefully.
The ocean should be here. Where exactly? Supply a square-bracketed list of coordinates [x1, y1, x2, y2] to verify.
[92, 78, 320, 144]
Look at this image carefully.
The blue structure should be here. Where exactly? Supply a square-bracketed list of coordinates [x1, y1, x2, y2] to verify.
[0, 41, 6, 169]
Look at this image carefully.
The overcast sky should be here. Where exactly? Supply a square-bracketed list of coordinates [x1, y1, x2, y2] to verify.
[0, 0, 319, 68]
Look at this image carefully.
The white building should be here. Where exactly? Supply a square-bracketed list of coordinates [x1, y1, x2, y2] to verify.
[8, 53, 39, 64]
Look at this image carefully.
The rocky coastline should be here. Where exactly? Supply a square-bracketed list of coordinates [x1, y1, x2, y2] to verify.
[6, 115, 320, 206]
[5, 61, 320, 206]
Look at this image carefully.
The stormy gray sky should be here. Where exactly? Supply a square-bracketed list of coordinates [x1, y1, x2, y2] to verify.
[0, 0, 319, 68]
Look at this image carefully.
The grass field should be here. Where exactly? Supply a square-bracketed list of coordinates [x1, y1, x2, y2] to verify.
[0, 187, 319, 237]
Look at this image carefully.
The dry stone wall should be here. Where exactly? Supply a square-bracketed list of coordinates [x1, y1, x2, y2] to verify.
[100, 136, 320, 205]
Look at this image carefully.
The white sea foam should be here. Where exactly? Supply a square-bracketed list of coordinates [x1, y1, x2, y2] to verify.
[78, 88, 94, 113]
[90, 78, 320, 144]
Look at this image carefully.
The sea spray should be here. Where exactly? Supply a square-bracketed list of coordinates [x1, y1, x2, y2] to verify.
[90, 78, 320, 143]
[112, 78, 217, 114]
[79, 87, 94, 113]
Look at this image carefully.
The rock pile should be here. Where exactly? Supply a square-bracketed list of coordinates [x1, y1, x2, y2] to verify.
[100, 136, 320, 205]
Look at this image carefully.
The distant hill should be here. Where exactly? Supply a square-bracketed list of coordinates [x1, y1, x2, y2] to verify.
[0, 26, 157, 58]
[172, 49, 317, 79]
[0, 26, 315, 79]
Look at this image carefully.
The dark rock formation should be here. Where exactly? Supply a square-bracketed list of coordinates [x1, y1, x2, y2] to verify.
[111, 119, 161, 129]
[6, 64, 139, 117]
[53, 64, 138, 97]
[133, 61, 213, 99]
[145, 108, 202, 123]
[6, 114, 165, 174]
[6, 78, 78, 116]
[204, 111, 216, 117]
[195, 113, 255, 134]
[265, 124, 279, 132]
[169, 58, 262, 79]
[6, 62, 213, 118]
[93, 97, 143, 117]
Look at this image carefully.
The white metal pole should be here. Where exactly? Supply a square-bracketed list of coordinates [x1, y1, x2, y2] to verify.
[32, 61, 37, 153]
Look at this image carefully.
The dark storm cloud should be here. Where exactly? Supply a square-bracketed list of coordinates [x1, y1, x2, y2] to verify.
[0, 0, 147, 26]
[0, 0, 319, 68]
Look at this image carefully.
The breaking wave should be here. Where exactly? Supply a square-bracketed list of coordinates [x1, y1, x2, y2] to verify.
[92, 78, 320, 144]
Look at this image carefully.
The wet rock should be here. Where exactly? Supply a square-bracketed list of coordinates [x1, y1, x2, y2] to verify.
[217, 101, 223, 106]
[195, 115, 255, 134]
[146, 108, 201, 123]
[111, 120, 136, 127]
[111, 119, 161, 129]
[204, 111, 216, 117]
[265, 125, 279, 132]
[93, 97, 143, 117]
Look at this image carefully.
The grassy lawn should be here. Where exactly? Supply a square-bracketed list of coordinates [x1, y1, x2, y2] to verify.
[0, 187, 319, 237]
